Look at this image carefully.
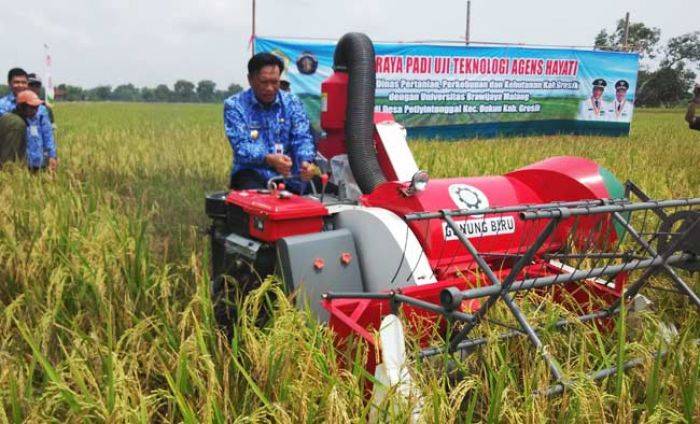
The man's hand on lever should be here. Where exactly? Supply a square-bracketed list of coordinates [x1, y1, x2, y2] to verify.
[300, 161, 318, 182]
[265, 153, 292, 176]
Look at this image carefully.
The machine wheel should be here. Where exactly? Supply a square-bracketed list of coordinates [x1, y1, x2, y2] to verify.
[211, 248, 277, 337]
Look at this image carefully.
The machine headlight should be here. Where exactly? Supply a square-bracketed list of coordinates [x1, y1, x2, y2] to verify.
[408, 170, 429, 195]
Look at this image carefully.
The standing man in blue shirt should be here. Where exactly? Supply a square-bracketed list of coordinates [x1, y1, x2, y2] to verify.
[223, 53, 315, 191]
[0, 68, 57, 172]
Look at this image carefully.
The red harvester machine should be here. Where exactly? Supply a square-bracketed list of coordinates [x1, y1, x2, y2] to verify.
[206, 33, 699, 397]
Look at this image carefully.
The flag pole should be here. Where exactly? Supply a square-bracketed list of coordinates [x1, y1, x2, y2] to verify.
[251, 0, 257, 55]
[465, 0, 471, 46]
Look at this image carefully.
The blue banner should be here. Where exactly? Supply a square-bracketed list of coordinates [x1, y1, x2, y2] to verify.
[255, 37, 639, 138]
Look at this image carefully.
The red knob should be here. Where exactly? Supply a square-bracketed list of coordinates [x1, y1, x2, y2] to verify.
[278, 183, 286, 191]
[313, 258, 325, 270]
[340, 252, 352, 265]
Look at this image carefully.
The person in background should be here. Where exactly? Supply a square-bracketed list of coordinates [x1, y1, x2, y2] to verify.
[0, 68, 29, 116]
[0, 68, 58, 172]
[25, 90, 58, 172]
[578, 78, 608, 121]
[609, 80, 634, 122]
[0, 91, 40, 167]
[27, 73, 55, 125]
[223, 53, 315, 191]
[685, 84, 700, 131]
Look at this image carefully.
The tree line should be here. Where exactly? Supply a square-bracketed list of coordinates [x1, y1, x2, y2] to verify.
[595, 21, 699, 107]
[0, 80, 244, 103]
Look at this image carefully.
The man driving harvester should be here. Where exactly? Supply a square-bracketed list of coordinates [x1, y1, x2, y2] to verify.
[223, 53, 316, 192]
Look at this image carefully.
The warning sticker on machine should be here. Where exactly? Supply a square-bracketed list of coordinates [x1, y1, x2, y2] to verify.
[443, 216, 516, 240]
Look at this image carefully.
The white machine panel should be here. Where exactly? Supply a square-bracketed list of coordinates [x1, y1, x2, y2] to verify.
[375, 121, 419, 183]
[334, 207, 436, 292]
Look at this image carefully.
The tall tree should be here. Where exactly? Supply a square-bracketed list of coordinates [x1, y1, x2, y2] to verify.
[153, 84, 171, 102]
[112, 83, 140, 101]
[227, 83, 243, 97]
[594, 18, 660, 59]
[57, 84, 86, 101]
[635, 66, 696, 107]
[140, 87, 155, 102]
[196, 80, 217, 103]
[86, 86, 112, 101]
[662, 31, 700, 68]
[173, 80, 196, 102]
[631, 31, 700, 107]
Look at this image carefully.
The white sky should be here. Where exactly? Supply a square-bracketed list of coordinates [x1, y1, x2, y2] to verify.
[0, 0, 697, 89]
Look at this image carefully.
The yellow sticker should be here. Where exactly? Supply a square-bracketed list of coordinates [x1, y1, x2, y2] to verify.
[250, 129, 259, 140]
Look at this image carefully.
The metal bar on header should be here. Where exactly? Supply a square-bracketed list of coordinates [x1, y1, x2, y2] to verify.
[543, 351, 667, 397]
[625, 180, 669, 221]
[611, 212, 700, 309]
[520, 198, 700, 220]
[256, 34, 605, 50]
[445, 215, 560, 352]
[455, 253, 693, 299]
[404, 199, 626, 221]
[420, 307, 617, 358]
[544, 356, 647, 397]
[544, 252, 646, 261]
[502, 292, 565, 381]
[322, 291, 476, 323]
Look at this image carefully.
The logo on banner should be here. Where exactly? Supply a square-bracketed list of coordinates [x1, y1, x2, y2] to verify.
[448, 184, 489, 216]
[296, 52, 318, 75]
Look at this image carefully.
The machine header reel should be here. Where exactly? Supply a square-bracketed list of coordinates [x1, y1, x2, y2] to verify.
[324, 183, 700, 395]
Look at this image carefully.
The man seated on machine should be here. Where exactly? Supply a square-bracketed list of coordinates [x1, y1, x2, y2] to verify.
[223, 53, 316, 192]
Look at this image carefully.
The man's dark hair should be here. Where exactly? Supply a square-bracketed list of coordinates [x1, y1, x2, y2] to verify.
[248, 53, 284, 75]
[27, 73, 41, 87]
[7, 68, 28, 84]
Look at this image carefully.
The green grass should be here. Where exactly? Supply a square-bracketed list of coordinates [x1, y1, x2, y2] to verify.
[0, 102, 698, 422]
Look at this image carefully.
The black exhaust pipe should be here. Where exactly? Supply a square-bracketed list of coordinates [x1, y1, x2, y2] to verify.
[333, 32, 387, 194]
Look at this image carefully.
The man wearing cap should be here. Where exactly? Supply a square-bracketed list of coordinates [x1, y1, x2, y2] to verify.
[224, 52, 315, 191]
[24, 90, 58, 172]
[1, 68, 58, 171]
[28, 73, 55, 125]
[0, 91, 41, 167]
[685, 84, 700, 131]
[578, 78, 608, 121]
[608, 80, 634, 122]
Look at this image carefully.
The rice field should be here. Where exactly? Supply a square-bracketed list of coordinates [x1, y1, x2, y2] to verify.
[0, 102, 698, 422]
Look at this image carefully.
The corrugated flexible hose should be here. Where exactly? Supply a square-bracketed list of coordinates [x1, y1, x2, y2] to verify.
[333, 32, 387, 194]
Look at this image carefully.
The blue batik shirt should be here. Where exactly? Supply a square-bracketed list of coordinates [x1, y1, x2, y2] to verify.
[223, 89, 315, 187]
[0, 93, 16, 116]
[0, 94, 57, 168]
[26, 105, 57, 168]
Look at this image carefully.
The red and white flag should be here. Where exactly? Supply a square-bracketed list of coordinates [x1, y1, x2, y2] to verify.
[44, 43, 54, 105]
